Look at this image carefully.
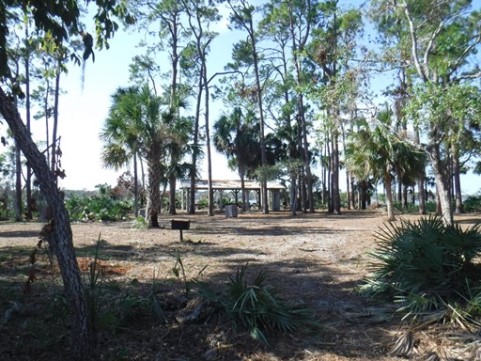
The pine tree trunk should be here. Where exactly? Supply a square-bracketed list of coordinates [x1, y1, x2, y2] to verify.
[169, 173, 177, 215]
[0, 87, 91, 360]
[290, 172, 297, 216]
[25, 40, 33, 220]
[417, 174, 427, 215]
[15, 143, 22, 221]
[330, 130, 341, 215]
[452, 146, 464, 214]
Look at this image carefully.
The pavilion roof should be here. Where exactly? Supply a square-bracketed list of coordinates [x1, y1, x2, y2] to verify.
[179, 179, 285, 191]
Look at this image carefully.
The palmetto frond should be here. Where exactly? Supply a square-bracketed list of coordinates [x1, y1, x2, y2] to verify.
[194, 263, 318, 344]
[362, 216, 481, 325]
[101, 143, 131, 170]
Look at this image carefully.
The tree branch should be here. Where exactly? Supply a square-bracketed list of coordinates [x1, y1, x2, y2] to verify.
[400, 1, 427, 82]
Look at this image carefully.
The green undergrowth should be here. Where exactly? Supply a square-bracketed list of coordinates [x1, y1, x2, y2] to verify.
[1, 241, 319, 360]
[361, 216, 481, 328]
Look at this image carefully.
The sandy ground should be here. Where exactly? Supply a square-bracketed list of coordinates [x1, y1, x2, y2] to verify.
[1, 209, 481, 360]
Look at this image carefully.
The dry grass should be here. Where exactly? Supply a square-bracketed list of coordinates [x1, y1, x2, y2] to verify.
[1, 210, 480, 360]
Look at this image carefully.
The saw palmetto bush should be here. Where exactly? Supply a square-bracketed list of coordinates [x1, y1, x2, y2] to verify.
[194, 264, 317, 344]
[361, 216, 481, 323]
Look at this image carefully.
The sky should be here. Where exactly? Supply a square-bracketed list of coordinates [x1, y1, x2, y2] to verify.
[41, 7, 239, 191]
[17, 1, 481, 196]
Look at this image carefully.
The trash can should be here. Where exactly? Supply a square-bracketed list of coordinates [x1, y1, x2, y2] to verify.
[224, 205, 238, 218]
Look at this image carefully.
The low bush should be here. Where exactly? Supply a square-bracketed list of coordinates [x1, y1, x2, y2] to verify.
[464, 195, 481, 212]
[361, 216, 481, 325]
[194, 264, 318, 344]
[65, 184, 132, 222]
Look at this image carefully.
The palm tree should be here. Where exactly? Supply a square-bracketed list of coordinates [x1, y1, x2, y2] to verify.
[100, 86, 143, 217]
[345, 113, 425, 221]
[100, 85, 166, 228]
[214, 108, 260, 212]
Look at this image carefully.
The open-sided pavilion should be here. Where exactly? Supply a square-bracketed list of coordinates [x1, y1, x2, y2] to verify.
[179, 179, 286, 211]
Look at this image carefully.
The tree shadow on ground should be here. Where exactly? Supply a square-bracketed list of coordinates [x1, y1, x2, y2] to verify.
[0, 234, 401, 360]
[7, 211, 477, 360]
[0, 230, 40, 238]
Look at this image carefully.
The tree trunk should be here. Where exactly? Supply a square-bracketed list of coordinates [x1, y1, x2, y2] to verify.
[189, 59, 204, 215]
[346, 173, 352, 210]
[133, 152, 139, 218]
[300, 104, 314, 212]
[24, 34, 33, 220]
[414, 126, 426, 214]
[290, 172, 297, 216]
[245, 14, 268, 214]
[360, 180, 367, 210]
[330, 129, 341, 215]
[452, 147, 464, 214]
[146, 148, 162, 228]
[169, 173, 177, 215]
[203, 65, 215, 217]
[0, 87, 91, 360]
[428, 142, 453, 225]
[385, 172, 395, 221]
[340, 120, 352, 210]
[326, 132, 332, 211]
[51, 63, 61, 177]
[15, 142, 22, 221]
[402, 184, 408, 209]
[417, 174, 426, 215]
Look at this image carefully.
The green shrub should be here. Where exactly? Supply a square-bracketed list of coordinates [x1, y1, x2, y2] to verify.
[194, 264, 317, 344]
[464, 195, 481, 212]
[196, 198, 208, 209]
[361, 216, 481, 323]
[392, 201, 437, 214]
[65, 184, 132, 221]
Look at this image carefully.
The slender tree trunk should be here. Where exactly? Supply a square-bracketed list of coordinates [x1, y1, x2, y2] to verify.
[417, 175, 426, 215]
[240, 170, 247, 212]
[402, 184, 408, 208]
[290, 172, 297, 216]
[298, 126, 306, 212]
[146, 147, 162, 228]
[169, 174, 177, 215]
[340, 120, 352, 210]
[322, 141, 328, 207]
[397, 177, 402, 203]
[428, 141, 453, 225]
[133, 152, 139, 217]
[0, 87, 91, 361]
[385, 172, 395, 221]
[51, 64, 61, 180]
[360, 181, 367, 210]
[203, 66, 215, 217]
[301, 169, 307, 212]
[288, 1, 314, 213]
[452, 146, 464, 214]
[414, 126, 426, 214]
[330, 128, 341, 214]
[300, 107, 314, 212]
[189, 65, 203, 214]
[24, 29, 33, 220]
[15, 142, 22, 221]
[326, 130, 332, 211]
[346, 172, 352, 210]
[243, 13, 268, 214]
